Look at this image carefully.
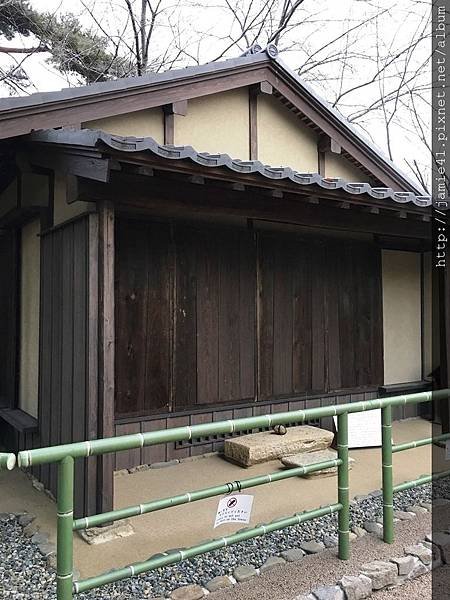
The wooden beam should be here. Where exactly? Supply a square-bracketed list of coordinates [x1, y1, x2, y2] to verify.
[164, 100, 188, 116]
[163, 100, 188, 145]
[29, 149, 111, 182]
[248, 81, 272, 161]
[318, 134, 341, 155]
[82, 174, 430, 239]
[97, 199, 115, 514]
[259, 80, 273, 95]
[102, 150, 429, 219]
[249, 88, 258, 160]
[164, 113, 174, 145]
[318, 151, 325, 176]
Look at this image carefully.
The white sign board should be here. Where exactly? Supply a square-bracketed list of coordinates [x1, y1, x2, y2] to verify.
[333, 409, 382, 448]
[214, 495, 254, 528]
[446, 440, 450, 461]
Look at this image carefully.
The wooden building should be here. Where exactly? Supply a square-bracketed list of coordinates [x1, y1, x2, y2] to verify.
[0, 45, 439, 517]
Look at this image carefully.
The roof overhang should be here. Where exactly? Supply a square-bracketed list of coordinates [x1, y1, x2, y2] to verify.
[0, 46, 425, 196]
[20, 129, 430, 216]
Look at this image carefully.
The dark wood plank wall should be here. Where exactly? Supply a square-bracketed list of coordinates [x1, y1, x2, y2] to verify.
[174, 227, 256, 409]
[38, 217, 92, 516]
[115, 221, 256, 417]
[115, 220, 384, 420]
[0, 230, 18, 406]
[258, 234, 383, 397]
[115, 220, 172, 416]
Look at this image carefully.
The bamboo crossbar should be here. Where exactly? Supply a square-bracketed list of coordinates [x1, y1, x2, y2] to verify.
[393, 468, 450, 493]
[392, 432, 450, 453]
[73, 458, 343, 531]
[0, 452, 16, 471]
[18, 390, 445, 468]
[74, 503, 342, 593]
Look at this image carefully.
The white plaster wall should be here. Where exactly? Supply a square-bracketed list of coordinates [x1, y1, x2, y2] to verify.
[53, 173, 94, 227]
[382, 250, 422, 385]
[174, 89, 250, 158]
[83, 107, 164, 141]
[20, 219, 40, 418]
[257, 94, 318, 172]
[325, 153, 370, 183]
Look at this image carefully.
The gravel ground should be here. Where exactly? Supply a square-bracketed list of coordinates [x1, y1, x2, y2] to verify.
[1, 480, 447, 599]
[209, 512, 433, 600]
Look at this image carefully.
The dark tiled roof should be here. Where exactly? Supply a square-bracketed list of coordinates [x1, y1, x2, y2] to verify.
[28, 128, 431, 207]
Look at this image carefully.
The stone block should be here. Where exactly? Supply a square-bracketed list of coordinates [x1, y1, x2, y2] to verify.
[281, 548, 305, 562]
[233, 565, 257, 582]
[31, 532, 48, 546]
[300, 540, 325, 554]
[281, 449, 354, 477]
[404, 543, 432, 565]
[323, 535, 338, 548]
[170, 584, 205, 600]
[78, 520, 135, 545]
[338, 575, 372, 600]
[260, 556, 286, 573]
[313, 585, 345, 600]
[391, 555, 417, 576]
[393, 511, 415, 520]
[360, 560, 397, 589]
[205, 576, 233, 592]
[224, 425, 334, 466]
[406, 505, 428, 515]
[363, 521, 383, 536]
[351, 526, 367, 538]
[38, 543, 56, 557]
[19, 513, 36, 527]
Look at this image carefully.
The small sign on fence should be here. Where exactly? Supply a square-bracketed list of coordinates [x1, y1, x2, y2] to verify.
[333, 409, 382, 448]
[214, 494, 254, 528]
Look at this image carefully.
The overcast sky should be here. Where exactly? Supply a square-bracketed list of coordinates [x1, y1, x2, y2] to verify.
[2, 0, 432, 190]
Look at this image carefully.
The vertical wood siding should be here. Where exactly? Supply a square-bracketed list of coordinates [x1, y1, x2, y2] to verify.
[258, 234, 383, 398]
[38, 217, 91, 516]
[115, 222, 256, 417]
[0, 230, 18, 405]
[115, 220, 383, 419]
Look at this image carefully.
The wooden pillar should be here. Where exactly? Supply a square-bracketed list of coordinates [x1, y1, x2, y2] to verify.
[96, 200, 115, 513]
[86, 213, 99, 516]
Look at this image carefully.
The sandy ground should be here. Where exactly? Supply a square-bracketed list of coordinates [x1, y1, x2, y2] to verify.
[209, 513, 433, 600]
[0, 417, 445, 581]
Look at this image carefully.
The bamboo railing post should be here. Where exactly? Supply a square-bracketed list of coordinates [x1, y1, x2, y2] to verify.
[337, 411, 349, 560]
[57, 456, 74, 600]
[382, 405, 394, 544]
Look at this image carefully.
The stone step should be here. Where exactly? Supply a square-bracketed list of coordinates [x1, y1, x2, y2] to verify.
[224, 425, 334, 467]
[281, 448, 355, 477]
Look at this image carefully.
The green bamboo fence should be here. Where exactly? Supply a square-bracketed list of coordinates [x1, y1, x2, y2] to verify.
[12, 388, 450, 600]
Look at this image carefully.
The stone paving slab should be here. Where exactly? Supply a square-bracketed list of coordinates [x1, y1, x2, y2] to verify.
[224, 426, 334, 467]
